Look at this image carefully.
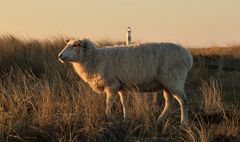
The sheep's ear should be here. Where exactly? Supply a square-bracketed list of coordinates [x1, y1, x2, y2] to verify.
[79, 40, 88, 49]
[64, 39, 70, 44]
[75, 40, 82, 47]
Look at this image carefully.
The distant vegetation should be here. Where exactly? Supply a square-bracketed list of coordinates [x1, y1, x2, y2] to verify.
[0, 35, 239, 142]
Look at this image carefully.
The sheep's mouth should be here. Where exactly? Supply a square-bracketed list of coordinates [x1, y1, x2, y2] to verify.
[59, 57, 76, 63]
[58, 57, 68, 63]
[59, 58, 65, 63]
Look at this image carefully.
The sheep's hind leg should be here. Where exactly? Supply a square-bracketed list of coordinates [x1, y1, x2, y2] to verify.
[118, 91, 130, 121]
[157, 89, 173, 124]
[105, 91, 117, 117]
[173, 91, 188, 126]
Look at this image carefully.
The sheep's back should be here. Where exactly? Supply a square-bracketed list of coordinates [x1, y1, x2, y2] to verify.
[102, 43, 191, 86]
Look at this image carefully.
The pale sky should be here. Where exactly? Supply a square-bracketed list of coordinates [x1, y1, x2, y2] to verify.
[0, 0, 239, 47]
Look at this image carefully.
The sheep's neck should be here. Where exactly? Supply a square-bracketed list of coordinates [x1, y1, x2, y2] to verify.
[72, 63, 89, 82]
[72, 51, 99, 81]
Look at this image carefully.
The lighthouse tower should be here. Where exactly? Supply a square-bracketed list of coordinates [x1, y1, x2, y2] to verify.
[126, 26, 132, 46]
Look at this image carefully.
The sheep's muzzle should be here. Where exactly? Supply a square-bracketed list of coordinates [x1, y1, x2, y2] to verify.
[58, 54, 66, 63]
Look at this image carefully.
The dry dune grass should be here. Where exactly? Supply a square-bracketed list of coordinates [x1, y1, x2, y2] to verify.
[189, 45, 240, 59]
[0, 35, 240, 141]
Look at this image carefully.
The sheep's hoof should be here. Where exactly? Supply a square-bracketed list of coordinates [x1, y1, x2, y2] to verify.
[180, 121, 188, 128]
[157, 121, 165, 129]
[123, 117, 131, 123]
[153, 121, 163, 138]
[102, 114, 113, 122]
[157, 117, 166, 127]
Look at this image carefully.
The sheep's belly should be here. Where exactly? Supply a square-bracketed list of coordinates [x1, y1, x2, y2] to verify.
[120, 81, 164, 92]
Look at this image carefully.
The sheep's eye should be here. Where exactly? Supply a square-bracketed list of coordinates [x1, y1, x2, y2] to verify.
[72, 44, 78, 47]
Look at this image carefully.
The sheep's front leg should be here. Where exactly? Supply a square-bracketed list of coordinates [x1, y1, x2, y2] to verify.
[105, 91, 116, 117]
[104, 81, 121, 118]
[173, 91, 188, 125]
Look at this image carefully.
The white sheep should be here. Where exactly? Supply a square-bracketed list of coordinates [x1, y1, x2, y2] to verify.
[58, 39, 193, 125]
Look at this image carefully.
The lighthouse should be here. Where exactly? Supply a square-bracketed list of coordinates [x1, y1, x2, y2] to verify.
[126, 26, 132, 46]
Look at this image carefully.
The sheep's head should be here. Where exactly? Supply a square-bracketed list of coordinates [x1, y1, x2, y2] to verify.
[58, 39, 95, 63]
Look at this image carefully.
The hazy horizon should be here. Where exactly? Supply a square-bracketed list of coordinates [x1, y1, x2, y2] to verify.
[0, 0, 239, 47]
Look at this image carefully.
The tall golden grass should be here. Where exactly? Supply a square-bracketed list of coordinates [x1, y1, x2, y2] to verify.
[0, 35, 239, 141]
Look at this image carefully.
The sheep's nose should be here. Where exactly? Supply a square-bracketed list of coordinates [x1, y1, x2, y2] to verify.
[58, 54, 63, 59]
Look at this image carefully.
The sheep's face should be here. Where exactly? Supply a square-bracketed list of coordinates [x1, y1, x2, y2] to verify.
[58, 39, 91, 63]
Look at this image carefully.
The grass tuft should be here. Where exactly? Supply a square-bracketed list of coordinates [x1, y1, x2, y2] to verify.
[0, 35, 240, 141]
